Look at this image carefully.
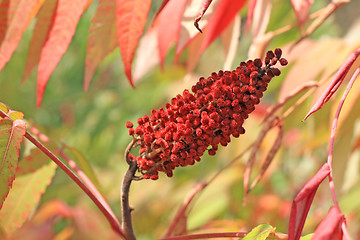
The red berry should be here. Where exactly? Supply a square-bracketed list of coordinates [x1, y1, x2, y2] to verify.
[126, 49, 288, 179]
[125, 121, 134, 128]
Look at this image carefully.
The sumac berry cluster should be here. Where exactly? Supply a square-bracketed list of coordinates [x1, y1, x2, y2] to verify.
[126, 49, 288, 180]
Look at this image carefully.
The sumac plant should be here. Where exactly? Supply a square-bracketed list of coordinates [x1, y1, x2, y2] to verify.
[125, 49, 287, 180]
[0, 0, 359, 240]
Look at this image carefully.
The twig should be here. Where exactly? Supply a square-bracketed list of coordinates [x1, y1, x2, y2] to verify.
[249, 123, 283, 191]
[121, 140, 138, 240]
[0, 109, 125, 238]
[243, 115, 279, 203]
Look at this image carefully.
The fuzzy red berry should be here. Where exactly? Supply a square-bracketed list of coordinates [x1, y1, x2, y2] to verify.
[125, 121, 134, 128]
[126, 49, 288, 180]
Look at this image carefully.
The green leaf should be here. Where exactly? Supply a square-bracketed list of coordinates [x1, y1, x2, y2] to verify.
[8, 110, 24, 120]
[0, 119, 26, 208]
[241, 224, 275, 240]
[0, 160, 57, 236]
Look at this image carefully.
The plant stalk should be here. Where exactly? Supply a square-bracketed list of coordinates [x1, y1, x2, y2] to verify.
[121, 140, 138, 240]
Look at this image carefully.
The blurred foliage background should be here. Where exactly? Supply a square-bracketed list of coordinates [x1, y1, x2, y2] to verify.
[1, 0, 360, 239]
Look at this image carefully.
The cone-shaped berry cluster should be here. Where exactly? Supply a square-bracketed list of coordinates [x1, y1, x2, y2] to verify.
[126, 49, 288, 180]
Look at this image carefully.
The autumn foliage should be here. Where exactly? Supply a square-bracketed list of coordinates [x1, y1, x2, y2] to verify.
[1, 0, 360, 240]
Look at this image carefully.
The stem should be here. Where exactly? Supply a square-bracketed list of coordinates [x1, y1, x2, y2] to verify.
[121, 140, 138, 240]
[0, 109, 125, 238]
[327, 67, 360, 207]
[243, 115, 277, 202]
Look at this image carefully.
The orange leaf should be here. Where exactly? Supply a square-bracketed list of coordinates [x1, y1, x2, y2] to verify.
[84, 0, 117, 91]
[156, 0, 187, 67]
[22, 0, 58, 83]
[199, 0, 246, 56]
[0, 0, 45, 72]
[37, 0, 88, 107]
[115, 0, 152, 87]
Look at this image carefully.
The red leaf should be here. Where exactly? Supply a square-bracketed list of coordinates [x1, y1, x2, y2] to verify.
[312, 206, 345, 240]
[156, 0, 187, 67]
[288, 163, 330, 240]
[290, 0, 314, 29]
[0, 119, 26, 209]
[0, 0, 44, 72]
[199, 0, 246, 56]
[22, 0, 58, 83]
[115, 0, 152, 87]
[37, 0, 88, 107]
[304, 47, 360, 120]
[84, 0, 117, 91]
[194, 0, 213, 33]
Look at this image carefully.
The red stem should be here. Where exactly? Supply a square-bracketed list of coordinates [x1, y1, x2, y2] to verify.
[0, 109, 125, 239]
[327, 66, 360, 207]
